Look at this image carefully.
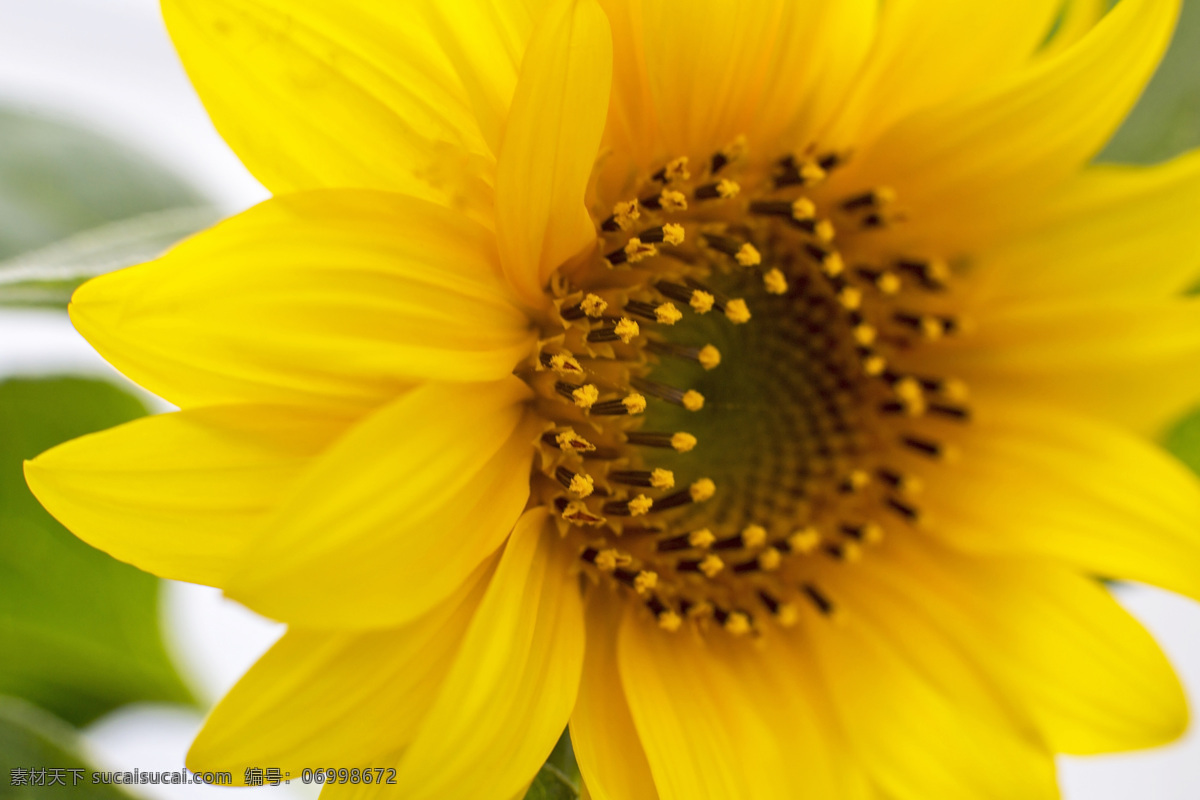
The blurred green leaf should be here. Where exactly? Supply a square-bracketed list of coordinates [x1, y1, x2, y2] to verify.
[0, 698, 132, 799]
[0, 378, 194, 726]
[0, 207, 221, 309]
[1164, 405, 1200, 476]
[1102, 0, 1200, 163]
[524, 729, 581, 800]
[0, 110, 208, 260]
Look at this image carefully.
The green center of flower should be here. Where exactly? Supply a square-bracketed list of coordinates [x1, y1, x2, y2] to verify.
[520, 139, 971, 637]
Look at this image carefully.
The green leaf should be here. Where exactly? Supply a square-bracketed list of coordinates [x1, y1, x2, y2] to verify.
[1164, 404, 1200, 476]
[524, 729, 582, 800]
[0, 207, 222, 309]
[0, 110, 208, 261]
[0, 378, 194, 726]
[0, 697, 132, 799]
[1101, 0, 1200, 163]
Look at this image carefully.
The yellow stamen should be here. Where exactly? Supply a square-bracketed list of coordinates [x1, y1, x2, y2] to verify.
[698, 344, 721, 370]
[690, 290, 715, 314]
[562, 501, 604, 526]
[742, 524, 767, 548]
[814, 219, 836, 243]
[628, 494, 654, 516]
[725, 299, 751, 324]
[569, 473, 594, 498]
[758, 547, 782, 571]
[548, 353, 583, 375]
[682, 390, 705, 411]
[658, 610, 683, 632]
[581, 294, 608, 318]
[763, 268, 788, 295]
[621, 393, 647, 415]
[650, 468, 675, 489]
[791, 197, 816, 220]
[595, 549, 622, 572]
[624, 238, 657, 264]
[776, 603, 799, 627]
[614, 317, 640, 343]
[655, 302, 683, 325]
[572, 384, 599, 409]
[724, 611, 751, 635]
[822, 252, 845, 277]
[735, 243, 762, 267]
[555, 428, 596, 453]
[787, 527, 821, 554]
[662, 223, 685, 246]
[689, 528, 715, 549]
[612, 200, 640, 230]
[800, 161, 826, 184]
[699, 554, 725, 578]
[853, 323, 876, 346]
[838, 286, 862, 310]
[716, 179, 740, 199]
[659, 189, 688, 212]
[690, 478, 716, 502]
[663, 157, 690, 183]
[671, 432, 698, 452]
[634, 570, 658, 595]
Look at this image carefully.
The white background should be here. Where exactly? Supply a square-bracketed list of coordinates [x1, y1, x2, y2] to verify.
[0, 1, 1197, 798]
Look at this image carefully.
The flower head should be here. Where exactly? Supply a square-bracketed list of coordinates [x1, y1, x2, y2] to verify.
[24, 1, 1200, 798]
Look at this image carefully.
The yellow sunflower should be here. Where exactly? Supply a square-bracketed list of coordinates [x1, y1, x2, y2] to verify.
[23, 0, 1200, 797]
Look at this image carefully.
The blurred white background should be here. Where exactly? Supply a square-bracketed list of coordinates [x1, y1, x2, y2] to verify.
[0, 1, 1197, 798]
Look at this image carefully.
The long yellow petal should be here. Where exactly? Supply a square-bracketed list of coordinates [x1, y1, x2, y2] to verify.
[162, 0, 497, 201]
[836, 0, 1180, 255]
[23, 404, 352, 587]
[618, 610, 846, 800]
[807, 586, 1060, 800]
[861, 542, 1187, 755]
[827, 0, 1060, 148]
[188, 558, 492, 779]
[924, 401, 1200, 601]
[226, 379, 534, 628]
[570, 600, 658, 800]
[71, 191, 535, 411]
[971, 149, 1200, 304]
[933, 296, 1200, 433]
[495, 0, 612, 306]
[388, 508, 585, 800]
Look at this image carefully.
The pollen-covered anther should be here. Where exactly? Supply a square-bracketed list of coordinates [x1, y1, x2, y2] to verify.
[562, 501, 605, 526]
[632, 570, 659, 596]
[556, 467, 595, 498]
[587, 318, 640, 344]
[723, 611, 752, 635]
[623, 430, 697, 452]
[697, 553, 726, 578]
[609, 468, 676, 489]
[842, 186, 896, 212]
[601, 200, 640, 232]
[763, 268, 789, 295]
[559, 382, 599, 409]
[757, 547, 783, 571]
[725, 298, 751, 324]
[697, 344, 721, 370]
[786, 527, 821, 554]
[541, 352, 583, 376]
[654, 156, 690, 184]
[689, 528, 716, 549]
[839, 469, 871, 493]
[841, 522, 884, 544]
[655, 302, 683, 325]
[551, 428, 596, 453]
[682, 390, 705, 412]
[703, 234, 760, 267]
[695, 179, 740, 200]
[624, 238, 658, 264]
[741, 524, 768, 548]
[690, 290, 715, 314]
[591, 393, 647, 416]
[594, 548, 632, 572]
[838, 286, 862, 310]
[579, 294, 608, 318]
[656, 608, 683, 632]
[604, 494, 654, 517]
[690, 478, 716, 502]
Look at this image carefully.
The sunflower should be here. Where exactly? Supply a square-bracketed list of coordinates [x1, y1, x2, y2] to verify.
[23, 0, 1200, 797]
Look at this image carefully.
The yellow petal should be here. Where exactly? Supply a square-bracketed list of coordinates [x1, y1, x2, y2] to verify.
[807, 585, 1060, 800]
[828, 0, 1060, 148]
[389, 508, 585, 800]
[618, 610, 845, 800]
[570, 600, 658, 800]
[162, 0, 496, 201]
[496, 0, 612, 306]
[972, 148, 1200, 304]
[862, 542, 1187, 754]
[71, 191, 535, 410]
[23, 405, 352, 587]
[226, 379, 534, 628]
[188, 558, 492, 778]
[1039, 0, 1110, 58]
[925, 401, 1200, 602]
[935, 296, 1200, 433]
[419, 0, 543, 155]
[838, 0, 1180, 254]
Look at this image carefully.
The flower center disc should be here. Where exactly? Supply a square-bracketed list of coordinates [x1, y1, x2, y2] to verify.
[520, 140, 970, 637]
